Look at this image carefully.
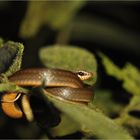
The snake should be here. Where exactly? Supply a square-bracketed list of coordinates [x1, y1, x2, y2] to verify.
[1, 68, 94, 119]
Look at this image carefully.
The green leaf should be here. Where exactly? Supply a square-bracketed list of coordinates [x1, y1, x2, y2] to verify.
[39, 45, 97, 85]
[99, 53, 140, 95]
[0, 40, 24, 93]
[4, 41, 24, 77]
[116, 95, 140, 121]
[0, 38, 3, 47]
[0, 41, 24, 76]
[122, 63, 140, 95]
[51, 114, 79, 137]
[0, 83, 28, 93]
[19, 1, 85, 38]
[99, 52, 122, 80]
[42, 91, 133, 139]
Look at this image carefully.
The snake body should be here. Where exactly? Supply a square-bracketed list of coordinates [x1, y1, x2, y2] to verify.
[1, 68, 94, 118]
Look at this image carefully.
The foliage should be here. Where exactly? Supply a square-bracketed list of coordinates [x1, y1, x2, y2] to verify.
[39, 45, 97, 85]
[0, 40, 27, 93]
[45, 92, 133, 139]
[99, 53, 140, 95]
[99, 53, 140, 136]
[0, 41, 134, 139]
[19, 1, 85, 38]
[3, 41, 24, 77]
[0, 1, 140, 139]
[0, 38, 3, 47]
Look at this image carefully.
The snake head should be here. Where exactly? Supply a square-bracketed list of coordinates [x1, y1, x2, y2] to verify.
[76, 71, 93, 81]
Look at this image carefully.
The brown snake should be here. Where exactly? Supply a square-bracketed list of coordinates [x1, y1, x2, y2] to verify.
[1, 68, 94, 119]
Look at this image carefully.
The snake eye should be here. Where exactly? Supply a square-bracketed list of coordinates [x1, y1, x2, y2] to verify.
[76, 71, 93, 80]
[77, 71, 85, 76]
